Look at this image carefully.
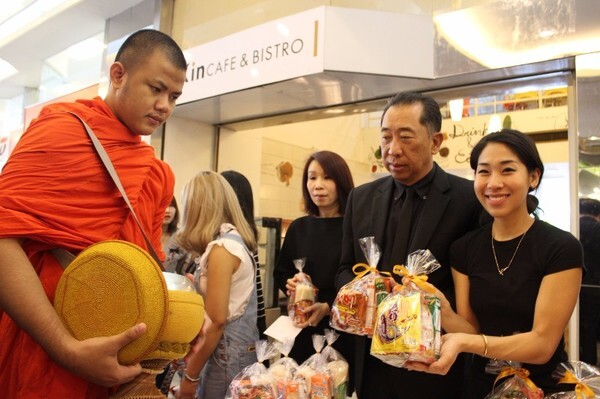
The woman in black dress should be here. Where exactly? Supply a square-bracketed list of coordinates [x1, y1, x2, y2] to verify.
[274, 150, 354, 366]
[405, 129, 583, 397]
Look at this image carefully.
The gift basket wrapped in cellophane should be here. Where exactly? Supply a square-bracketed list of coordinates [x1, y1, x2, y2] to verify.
[268, 337, 307, 399]
[226, 340, 278, 399]
[321, 329, 349, 399]
[484, 361, 544, 399]
[295, 334, 336, 399]
[370, 249, 441, 367]
[330, 236, 391, 336]
[287, 257, 318, 326]
[544, 361, 600, 398]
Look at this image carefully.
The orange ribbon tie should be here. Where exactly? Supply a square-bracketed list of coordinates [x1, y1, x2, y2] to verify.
[493, 367, 539, 392]
[392, 264, 436, 294]
[558, 370, 595, 399]
[352, 263, 391, 280]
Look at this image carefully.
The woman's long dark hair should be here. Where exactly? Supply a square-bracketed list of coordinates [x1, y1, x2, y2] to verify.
[165, 197, 179, 235]
[221, 170, 258, 240]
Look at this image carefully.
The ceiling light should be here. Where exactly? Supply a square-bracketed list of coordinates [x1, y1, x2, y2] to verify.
[0, 0, 83, 48]
[434, 9, 600, 69]
[538, 29, 557, 39]
[577, 53, 600, 78]
[0, 58, 18, 81]
[488, 114, 502, 133]
[448, 98, 464, 121]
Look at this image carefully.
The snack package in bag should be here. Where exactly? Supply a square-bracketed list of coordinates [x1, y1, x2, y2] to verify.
[321, 329, 349, 399]
[226, 340, 278, 399]
[483, 361, 544, 399]
[268, 338, 308, 399]
[288, 258, 318, 325]
[544, 361, 600, 398]
[370, 249, 441, 367]
[296, 334, 333, 399]
[330, 237, 391, 336]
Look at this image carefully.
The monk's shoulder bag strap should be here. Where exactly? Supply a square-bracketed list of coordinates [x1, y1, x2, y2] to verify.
[52, 112, 164, 270]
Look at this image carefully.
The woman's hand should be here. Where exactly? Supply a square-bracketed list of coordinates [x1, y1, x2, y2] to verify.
[174, 377, 199, 399]
[404, 333, 462, 375]
[295, 302, 330, 328]
[285, 272, 312, 296]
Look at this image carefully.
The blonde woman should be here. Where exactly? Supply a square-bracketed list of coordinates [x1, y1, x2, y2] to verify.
[174, 171, 259, 399]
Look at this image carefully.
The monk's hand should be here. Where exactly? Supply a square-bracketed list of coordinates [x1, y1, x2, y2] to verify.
[404, 333, 461, 376]
[297, 302, 330, 328]
[61, 323, 147, 387]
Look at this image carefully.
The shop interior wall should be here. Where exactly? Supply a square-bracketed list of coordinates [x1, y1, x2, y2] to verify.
[163, 117, 215, 204]
[215, 105, 571, 232]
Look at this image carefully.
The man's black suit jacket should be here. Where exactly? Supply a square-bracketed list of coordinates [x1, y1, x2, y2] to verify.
[335, 164, 483, 398]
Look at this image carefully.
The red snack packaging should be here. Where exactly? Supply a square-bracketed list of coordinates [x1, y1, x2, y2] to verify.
[330, 236, 391, 336]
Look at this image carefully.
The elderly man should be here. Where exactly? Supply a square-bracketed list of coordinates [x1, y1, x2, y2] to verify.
[336, 91, 484, 399]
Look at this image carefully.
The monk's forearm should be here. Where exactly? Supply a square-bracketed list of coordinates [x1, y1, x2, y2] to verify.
[0, 238, 75, 364]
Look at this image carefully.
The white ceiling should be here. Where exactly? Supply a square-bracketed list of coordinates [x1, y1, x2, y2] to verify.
[0, 0, 145, 99]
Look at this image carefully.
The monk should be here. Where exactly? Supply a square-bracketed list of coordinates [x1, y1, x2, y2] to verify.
[0, 29, 186, 398]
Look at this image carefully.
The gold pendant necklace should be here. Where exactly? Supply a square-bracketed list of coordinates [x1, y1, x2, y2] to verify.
[491, 230, 528, 276]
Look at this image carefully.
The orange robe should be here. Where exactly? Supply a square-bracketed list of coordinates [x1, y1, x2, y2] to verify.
[0, 97, 175, 398]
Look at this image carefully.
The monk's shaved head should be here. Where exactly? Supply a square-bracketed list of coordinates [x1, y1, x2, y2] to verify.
[115, 29, 187, 72]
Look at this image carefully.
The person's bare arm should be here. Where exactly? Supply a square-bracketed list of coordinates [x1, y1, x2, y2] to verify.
[407, 268, 582, 375]
[0, 238, 147, 386]
[177, 245, 238, 398]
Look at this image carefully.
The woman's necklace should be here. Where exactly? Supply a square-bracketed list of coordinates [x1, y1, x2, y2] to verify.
[491, 229, 528, 276]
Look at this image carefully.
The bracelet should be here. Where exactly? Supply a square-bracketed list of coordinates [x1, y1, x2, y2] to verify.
[480, 333, 488, 357]
[184, 371, 201, 383]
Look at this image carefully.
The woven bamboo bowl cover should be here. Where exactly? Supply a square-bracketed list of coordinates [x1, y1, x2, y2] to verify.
[54, 240, 169, 365]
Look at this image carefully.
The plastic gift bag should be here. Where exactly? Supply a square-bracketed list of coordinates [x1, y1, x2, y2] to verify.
[330, 237, 391, 336]
[288, 258, 318, 325]
[321, 329, 349, 399]
[370, 249, 441, 367]
[296, 334, 334, 399]
[544, 360, 600, 398]
[268, 338, 307, 399]
[226, 340, 278, 399]
[484, 361, 544, 399]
